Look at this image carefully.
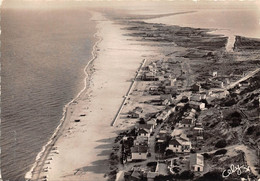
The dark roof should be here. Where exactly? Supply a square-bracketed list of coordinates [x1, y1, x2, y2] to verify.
[138, 124, 153, 130]
[138, 129, 148, 134]
[181, 119, 192, 125]
[131, 146, 148, 153]
[169, 138, 181, 146]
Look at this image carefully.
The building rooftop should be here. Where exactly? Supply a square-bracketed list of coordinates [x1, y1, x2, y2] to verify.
[138, 124, 153, 130]
[138, 129, 148, 134]
[131, 146, 148, 153]
[190, 153, 204, 166]
[169, 138, 181, 146]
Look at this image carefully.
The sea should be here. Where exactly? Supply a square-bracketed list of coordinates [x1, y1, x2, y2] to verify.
[1, 7, 97, 180]
[140, 1, 260, 51]
[1, 1, 260, 181]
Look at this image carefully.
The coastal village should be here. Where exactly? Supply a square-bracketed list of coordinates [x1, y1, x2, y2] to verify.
[107, 18, 260, 181]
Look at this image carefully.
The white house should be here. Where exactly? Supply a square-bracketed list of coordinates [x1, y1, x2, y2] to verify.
[190, 153, 204, 172]
[210, 89, 229, 99]
[168, 137, 191, 153]
[147, 118, 157, 128]
[134, 136, 149, 146]
[212, 71, 218, 77]
[189, 101, 205, 110]
[131, 146, 148, 160]
[199, 92, 207, 100]
[138, 124, 154, 134]
[178, 118, 194, 128]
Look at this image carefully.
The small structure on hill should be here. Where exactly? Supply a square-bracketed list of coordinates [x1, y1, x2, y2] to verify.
[189, 153, 204, 172]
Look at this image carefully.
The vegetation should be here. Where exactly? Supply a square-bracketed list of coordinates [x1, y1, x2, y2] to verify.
[196, 170, 223, 181]
[215, 139, 227, 148]
[226, 111, 242, 127]
[214, 149, 227, 155]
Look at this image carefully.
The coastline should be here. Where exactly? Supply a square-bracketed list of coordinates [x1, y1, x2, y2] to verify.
[28, 11, 157, 181]
[20, 7, 260, 181]
[25, 13, 102, 181]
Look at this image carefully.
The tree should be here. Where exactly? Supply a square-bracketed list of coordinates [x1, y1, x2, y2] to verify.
[215, 139, 227, 148]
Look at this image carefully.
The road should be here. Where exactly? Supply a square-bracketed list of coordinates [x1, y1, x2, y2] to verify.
[111, 59, 146, 126]
[226, 68, 260, 90]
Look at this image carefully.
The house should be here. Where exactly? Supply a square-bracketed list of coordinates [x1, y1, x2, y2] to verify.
[193, 127, 204, 135]
[178, 118, 194, 128]
[191, 83, 201, 92]
[131, 146, 148, 160]
[156, 133, 168, 143]
[195, 122, 203, 127]
[164, 86, 177, 95]
[147, 118, 157, 128]
[138, 124, 154, 133]
[186, 109, 196, 120]
[189, 101, 205, 110]
[168, 137, 192, 153]
[164, 73, 172, 79]
[137, 129, 149, 137]
[142, 72, 158, 81]
[162, 78, 176, 87]
[124, 168, 144, 181]
[199, 92, 207, 100]
[128, 112, 139, 118]
[171, 128, 184, 137]
[239, 80, 250, 87]
[224, 78, 230, 85]
[214, 80, 224, 88]
[147, 171, 159, 181]
[157, 110, 171, 123]
[133, 107, 143, 114]
[239, 81, 250, 91]
[160, 94, 173, 101]
[134, 136, 149, 146]
[190, 153, 204, 172]
[211, 90, 229, 99]
[190, 94, 202, 102]
[160, 94, 174, 105]
[212, 71, 218, 77]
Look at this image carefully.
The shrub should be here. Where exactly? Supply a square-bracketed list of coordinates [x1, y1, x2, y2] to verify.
[226, 111, 242, 127]
[224, 98, 237, 107]
[196, 170, 223, 181]
[178, 170, 194, 179]
[202, 153, 211, 160]
[139, 118, 145, 124]
[147, 162, 157, 167]
[246, 126, 255, 135]
[215, 139, 227, 148]
[165, 149, 174, 156]
[191, 149, 196, 153]
[214, 149, 227, 155]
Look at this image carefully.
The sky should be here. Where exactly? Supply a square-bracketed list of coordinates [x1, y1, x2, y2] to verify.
[2, 0, 260, 9]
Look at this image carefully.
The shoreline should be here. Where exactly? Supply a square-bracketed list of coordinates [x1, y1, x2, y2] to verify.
[36, 11, 157, 181]
[25, 13, 102, 181]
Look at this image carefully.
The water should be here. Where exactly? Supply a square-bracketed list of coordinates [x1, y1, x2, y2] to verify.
[142, 2, 260, 51]
[1, 8, 96, 180]
[1, 1, 260, 180]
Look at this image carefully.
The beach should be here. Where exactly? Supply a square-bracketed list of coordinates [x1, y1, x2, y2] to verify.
[28, 12, 157, 180]
[3, 2, 258, 180]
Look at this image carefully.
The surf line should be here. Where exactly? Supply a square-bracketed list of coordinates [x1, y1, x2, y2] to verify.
[25, 17, 103, 181]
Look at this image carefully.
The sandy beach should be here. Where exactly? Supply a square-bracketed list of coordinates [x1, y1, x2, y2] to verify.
[28, 12, 157, 181]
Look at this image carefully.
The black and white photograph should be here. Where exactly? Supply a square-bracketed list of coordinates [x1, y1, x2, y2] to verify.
[1, 0, 260, 180]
